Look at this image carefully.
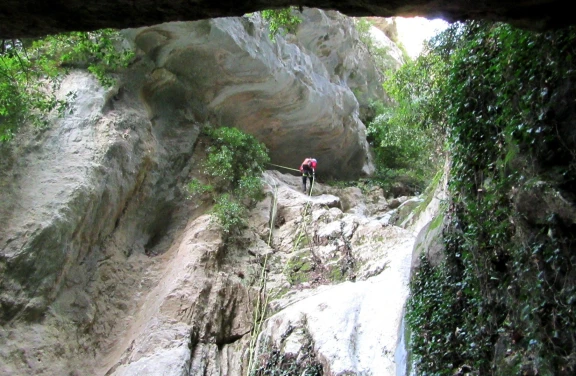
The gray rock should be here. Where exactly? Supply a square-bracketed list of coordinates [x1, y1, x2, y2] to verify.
[411, 212, 446, 272]
[295, 9, 389, 121]
[126, 14, 376, 179]
[393, 197, 424, 227]
[388, 198, 402, 209]
[113, 345, 191, 376]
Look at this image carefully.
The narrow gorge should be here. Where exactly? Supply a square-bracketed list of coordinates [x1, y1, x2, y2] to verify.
[2, 3, 576, 375]
[0, 9, 428, 375]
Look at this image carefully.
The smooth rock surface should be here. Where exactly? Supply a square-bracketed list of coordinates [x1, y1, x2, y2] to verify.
[247, 171, 421, 375]
[126, 14, 377, 178]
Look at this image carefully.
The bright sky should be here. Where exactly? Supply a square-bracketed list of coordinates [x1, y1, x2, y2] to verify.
[395, 17, 450, 58]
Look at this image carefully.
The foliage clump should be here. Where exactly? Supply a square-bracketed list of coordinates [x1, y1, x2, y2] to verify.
[0, 30, 133, 141]
[188, 126, 269, 235]
[350, 19, 448, 194]
[261, 8, 302, 41]
[364, 56, 445, 192]
[405, 21, 576, 375]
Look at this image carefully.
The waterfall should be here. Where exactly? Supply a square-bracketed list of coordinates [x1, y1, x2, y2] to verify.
[396, 310, 418, 376]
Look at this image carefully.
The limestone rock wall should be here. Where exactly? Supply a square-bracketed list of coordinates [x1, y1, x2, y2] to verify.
[126, 12, 377, 179]
[0, 59, 204, 373]
[294, 9, 396, 122]
[100, 169, 420, 376]
[0, 10, 411, 375]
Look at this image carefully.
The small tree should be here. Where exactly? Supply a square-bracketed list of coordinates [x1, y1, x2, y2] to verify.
[188, 126, 270, 235]
[0, 30, 133, 141]
[261, 8, 302, 41]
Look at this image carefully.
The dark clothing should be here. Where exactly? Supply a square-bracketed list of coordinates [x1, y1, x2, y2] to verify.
[302, 166, 314, 188]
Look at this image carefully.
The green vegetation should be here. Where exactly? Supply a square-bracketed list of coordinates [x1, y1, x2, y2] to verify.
[427, 210, 444, 231]
[0, 30, 133, 141]
[363, 57, 445, 192]
[327, 263, 346, 283]
[261, 8, 302, 41]
[355, 18, 401, 73]
[405, 21, 576, 375]
[344, 18, 441, 194]
[188, 126, 270, 235]
[285, 252, 313, 285]
[412, 169, 444, 217]
[348, 20, 448, 194]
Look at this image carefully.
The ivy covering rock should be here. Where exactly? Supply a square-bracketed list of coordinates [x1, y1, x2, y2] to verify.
[405, 21, 576, 375]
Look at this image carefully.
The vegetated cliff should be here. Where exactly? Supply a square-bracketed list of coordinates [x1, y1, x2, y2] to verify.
[406, 23, 576, 375]
[0, 10, 414, 376]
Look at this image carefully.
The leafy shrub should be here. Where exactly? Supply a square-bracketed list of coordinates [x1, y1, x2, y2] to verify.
[36, 29, 134, 87]
[0, 30, 133, 141]
[212, 194, 247, 234]
[261, 8, 302, 41]
[368, 112, 431, 170]
[188, 126, 270, 235]
[203, 126, 269, 191]
[236, 175, 266, 202]
[365, 30, 451, 191]
[367, 57, 445, 190]
[187, 178, 211, 196]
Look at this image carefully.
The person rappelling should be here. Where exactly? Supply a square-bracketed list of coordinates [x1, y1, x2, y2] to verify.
[299, 157, 317, 193]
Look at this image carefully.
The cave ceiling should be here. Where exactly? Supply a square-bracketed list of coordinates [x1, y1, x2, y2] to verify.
[0, 0, 572, 39]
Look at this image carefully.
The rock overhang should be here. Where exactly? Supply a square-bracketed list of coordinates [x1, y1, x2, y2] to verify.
[129, 15, 377, 179]
[0, 0, 573, 38]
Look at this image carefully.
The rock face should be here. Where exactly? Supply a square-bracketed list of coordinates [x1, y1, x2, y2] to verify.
[254, 174, 415, 375]
[294, 9, 397, 122]
[0, 10, 431, 376]
[126, 13, 377, 178]
[0, 63, 204, 374]
[104, 170, 420, 376]
[103, 213, 257, 376]
[1, 1, 572, 38]
[0, 121, 424, 375]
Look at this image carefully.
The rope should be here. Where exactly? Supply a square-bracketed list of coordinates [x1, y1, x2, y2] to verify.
[246, 175, 316, 374]
[267, 162, 301, 173]
[246, 178, 279, 375]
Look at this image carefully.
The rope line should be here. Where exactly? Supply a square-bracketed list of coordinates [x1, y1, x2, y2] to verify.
[267, 162, 301, 173]
[246, 174, 315, 375]
[246, 178, 279, 375]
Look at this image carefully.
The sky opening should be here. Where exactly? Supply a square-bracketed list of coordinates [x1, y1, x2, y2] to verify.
[395, 17, 449, 58]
